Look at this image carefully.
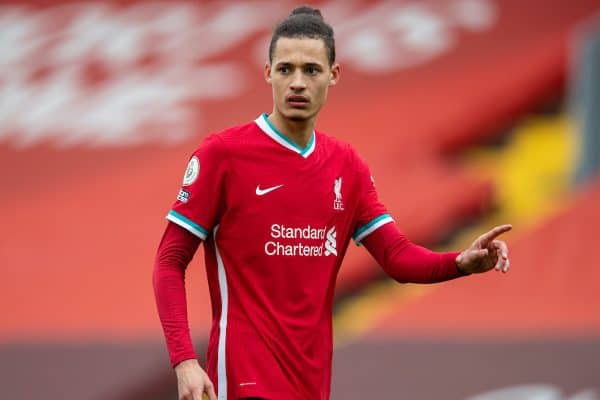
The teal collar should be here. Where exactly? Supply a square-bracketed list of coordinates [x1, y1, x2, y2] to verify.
[254, 113, 316, 158]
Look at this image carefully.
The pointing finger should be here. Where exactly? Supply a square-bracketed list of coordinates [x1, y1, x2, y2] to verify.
[478, 224, 512, 246]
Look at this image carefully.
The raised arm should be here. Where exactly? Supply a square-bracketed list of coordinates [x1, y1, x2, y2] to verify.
[362, 223, 512, 283]
[361, 222, 465, 283]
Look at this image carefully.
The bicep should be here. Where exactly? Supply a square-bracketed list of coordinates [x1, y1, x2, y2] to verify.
[155, 221, 202, 273]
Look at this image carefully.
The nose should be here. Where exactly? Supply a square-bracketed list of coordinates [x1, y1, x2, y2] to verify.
[289, 70, 306, 91]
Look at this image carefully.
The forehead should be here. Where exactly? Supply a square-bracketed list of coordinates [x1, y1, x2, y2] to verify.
[271, 37, 328, 65]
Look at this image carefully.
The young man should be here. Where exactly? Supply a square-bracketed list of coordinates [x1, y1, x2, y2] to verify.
[153, 6, 511, 400]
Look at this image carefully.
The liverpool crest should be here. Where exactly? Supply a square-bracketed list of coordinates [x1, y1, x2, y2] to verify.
[333, 177, 344, 211]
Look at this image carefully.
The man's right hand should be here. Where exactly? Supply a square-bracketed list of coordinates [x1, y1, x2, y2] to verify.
[174, 359, 217, 400]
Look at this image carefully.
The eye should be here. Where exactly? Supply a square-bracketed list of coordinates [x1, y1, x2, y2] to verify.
[306, 66, 319, 75]
[278, 66, 290, 74]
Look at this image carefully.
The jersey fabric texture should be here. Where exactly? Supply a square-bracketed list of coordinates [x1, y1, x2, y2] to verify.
[167, 114, 394, 400]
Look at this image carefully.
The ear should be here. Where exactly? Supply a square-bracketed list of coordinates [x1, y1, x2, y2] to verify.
[329, 63, 340, 86]
[264, 62, 272, 84]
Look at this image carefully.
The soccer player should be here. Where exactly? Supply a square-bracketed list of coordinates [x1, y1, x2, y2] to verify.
[153, 6, 511, 400]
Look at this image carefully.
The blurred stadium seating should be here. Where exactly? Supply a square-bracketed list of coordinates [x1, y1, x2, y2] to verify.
[1, 1, 599, 399]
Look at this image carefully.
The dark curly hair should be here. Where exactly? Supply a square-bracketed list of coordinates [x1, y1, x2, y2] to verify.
[269, 6, 336, 66]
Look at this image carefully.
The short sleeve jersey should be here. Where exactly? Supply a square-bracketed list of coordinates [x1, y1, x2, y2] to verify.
[167, 114, 393, 400]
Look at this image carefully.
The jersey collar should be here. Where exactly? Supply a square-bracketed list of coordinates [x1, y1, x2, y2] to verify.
[254, 113, 316, 158]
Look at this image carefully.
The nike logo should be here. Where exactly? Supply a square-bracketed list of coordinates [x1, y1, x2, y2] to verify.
[256, 184, 284, 196]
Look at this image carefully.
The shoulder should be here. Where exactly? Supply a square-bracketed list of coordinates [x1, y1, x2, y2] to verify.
[315, 130, 365, 169]
[191, 120, 258, 154]
[213, 120, 258, 143]
[315, 130, 359, 158]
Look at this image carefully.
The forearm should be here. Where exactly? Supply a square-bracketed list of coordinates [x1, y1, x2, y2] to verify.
[153, 222, 201, 367]
[362, 223, 465, 283]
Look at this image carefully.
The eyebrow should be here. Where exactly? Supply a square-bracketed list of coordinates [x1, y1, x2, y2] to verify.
[304, 62, 323, 69]
[275, 61, 324, 68]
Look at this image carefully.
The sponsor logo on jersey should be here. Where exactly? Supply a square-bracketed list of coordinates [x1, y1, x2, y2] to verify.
[177, 188, 190, 203]
[324, 227, 337, 256]
[334, 177, 344, 211]
[182, 156, 199, 186]
[256, 184, 284, 196]
[264, 224, 337, 257]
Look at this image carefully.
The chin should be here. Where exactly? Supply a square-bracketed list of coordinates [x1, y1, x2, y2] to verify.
[283, 108, 314, 122]
[288, 114, 309, 122]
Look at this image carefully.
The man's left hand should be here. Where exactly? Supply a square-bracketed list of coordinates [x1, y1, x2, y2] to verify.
[456, 224, 512, 275]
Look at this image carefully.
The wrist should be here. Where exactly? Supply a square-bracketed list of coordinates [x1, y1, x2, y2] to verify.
[455, 252, 470, 275]
[174, 358, 199, 373]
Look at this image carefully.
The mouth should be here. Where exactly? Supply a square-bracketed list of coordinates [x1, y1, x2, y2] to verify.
[286, 95, 310, 108]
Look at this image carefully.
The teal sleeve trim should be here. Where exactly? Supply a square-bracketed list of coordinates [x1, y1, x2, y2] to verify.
[353, 213, 394, 244]
[166, 209, 209, 239]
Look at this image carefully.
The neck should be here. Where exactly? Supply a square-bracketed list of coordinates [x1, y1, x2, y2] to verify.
[267, 109, 315, 149]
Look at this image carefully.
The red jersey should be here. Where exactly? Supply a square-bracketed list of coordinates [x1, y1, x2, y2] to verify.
[167, 113, 393, 399]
